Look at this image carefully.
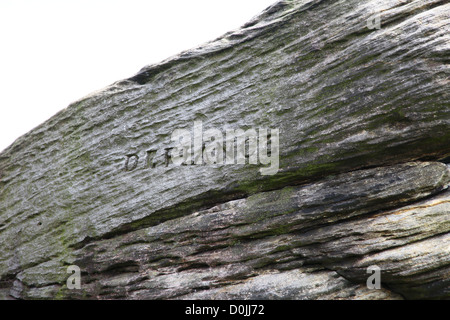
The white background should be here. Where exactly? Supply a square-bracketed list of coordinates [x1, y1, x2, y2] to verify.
[0, 0, 275, 152]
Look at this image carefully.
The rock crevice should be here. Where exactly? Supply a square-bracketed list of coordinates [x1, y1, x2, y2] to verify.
[0, 0, 449, 299]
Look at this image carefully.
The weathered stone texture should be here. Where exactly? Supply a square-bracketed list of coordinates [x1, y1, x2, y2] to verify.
[0, 0, 449, 299]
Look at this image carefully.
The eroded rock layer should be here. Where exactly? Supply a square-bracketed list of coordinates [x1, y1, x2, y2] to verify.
[0, 0, 449, 299]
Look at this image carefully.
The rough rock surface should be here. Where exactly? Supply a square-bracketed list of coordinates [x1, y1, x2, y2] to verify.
[0, 0, 449, 300]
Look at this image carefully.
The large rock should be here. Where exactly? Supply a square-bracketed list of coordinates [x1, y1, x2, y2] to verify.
[0, 0, 449, 299]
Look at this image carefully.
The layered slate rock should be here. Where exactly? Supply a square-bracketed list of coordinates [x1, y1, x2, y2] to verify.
[0, 0, 449, 300]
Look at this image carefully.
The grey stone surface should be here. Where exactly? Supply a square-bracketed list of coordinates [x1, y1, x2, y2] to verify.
[178, 268, 403, 300]
[0, 0, 449, 299]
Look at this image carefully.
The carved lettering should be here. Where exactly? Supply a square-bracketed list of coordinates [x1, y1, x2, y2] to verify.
[124, 154, 139, 171]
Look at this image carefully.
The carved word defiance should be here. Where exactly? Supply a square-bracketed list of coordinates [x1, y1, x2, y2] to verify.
[124, 121, 279, 176]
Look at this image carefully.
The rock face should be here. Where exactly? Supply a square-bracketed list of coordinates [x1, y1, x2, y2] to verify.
[0, 0, 449, 300]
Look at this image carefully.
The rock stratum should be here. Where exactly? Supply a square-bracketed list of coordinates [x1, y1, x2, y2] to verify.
[0, 0, 449, 300]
